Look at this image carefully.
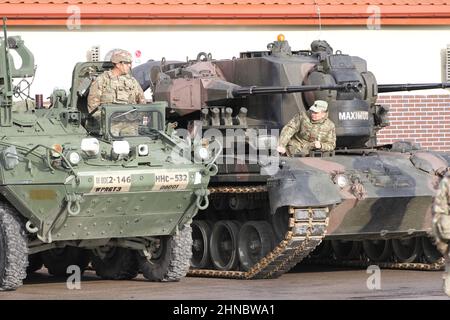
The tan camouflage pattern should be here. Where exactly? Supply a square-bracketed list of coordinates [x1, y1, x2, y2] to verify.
[433, 174, 450, 218]
[87, 70, 146, 113]
[110, 49, 133, 64]
[111, 121, 139, 136]
[278, 111, 336, 155]
[432, 173, 450, 296]
[433, 174, 450, 249]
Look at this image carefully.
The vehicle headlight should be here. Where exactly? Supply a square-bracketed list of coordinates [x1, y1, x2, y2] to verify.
[112, 140, 130, 156]
[67, 151, 81, 165]
[197, 147, 209, 160]
[335, 174, 348, 188]
[80, 138, 100, 156]
[138, 144, 149, 156]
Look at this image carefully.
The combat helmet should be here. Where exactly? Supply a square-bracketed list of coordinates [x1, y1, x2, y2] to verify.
[110, 49, 132, 64]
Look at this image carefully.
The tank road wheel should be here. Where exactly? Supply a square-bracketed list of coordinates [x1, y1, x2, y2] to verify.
[392, 237, 423, 263]
[362, 240, 392, 262]
[139, 224, 193, 282]
[309, 240, 332, 259]
[238, 221, 275, 271]
[0, 204, 28, 291]
[270, 207, 289, 242]
[27, 253, 43, 274]
[42, 247, 90, 277]
[210, 220, 240, 271]
[191, 220, 212, 269]
[92, 247, 138, 280]
[422, 236, 442, 263]
[331, 240, 361, 260]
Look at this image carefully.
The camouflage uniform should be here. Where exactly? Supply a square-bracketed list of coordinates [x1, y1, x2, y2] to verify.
[432, 172, 450, 296]
[87, 49, 146, 136]
[87, 70, 146, 114]
[278, 111, 336, 155]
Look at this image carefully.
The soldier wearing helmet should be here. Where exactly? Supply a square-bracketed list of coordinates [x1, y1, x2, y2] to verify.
[432, 172, 450, 296]
[277, 100, 336, 156]
[87, 49, 146, 117]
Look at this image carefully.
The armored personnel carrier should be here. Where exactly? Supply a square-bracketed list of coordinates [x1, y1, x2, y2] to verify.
[0, 21, 214, 290]
[133, 35, 450, 279]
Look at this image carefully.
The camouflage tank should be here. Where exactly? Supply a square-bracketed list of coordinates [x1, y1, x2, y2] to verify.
[0, 21, 214, 291]
[133, 35, 450, 279]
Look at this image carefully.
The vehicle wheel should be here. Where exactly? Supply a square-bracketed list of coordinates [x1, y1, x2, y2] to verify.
[309, 240, 332, 259]
[42, 247, 90, 277]
[191, 220, 212, 269]
[92, 247, 138, 280]
[362, 239, 392, 262]
[422, 236, 442, 263]
[270, 207, 289, 242]
[0, 204, 28, 291]
[27, 253, 43, 273]
[210, 220, 240, 271]
[139, 224, 193, 282]
[331, 240, 361, 260]
[392, 237, 422, 263]
[238, 221, 274, 271]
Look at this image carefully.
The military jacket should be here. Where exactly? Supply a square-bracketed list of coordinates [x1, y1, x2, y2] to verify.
[87, 70, 146, 113]
[433, 173, 450, 217]
[279, 111, 336, 152]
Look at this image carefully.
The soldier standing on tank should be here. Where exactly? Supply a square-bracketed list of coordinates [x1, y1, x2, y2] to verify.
[276, 100, 336, 156]
[87, 49, 146, 135]
[432, 171, 450, 296]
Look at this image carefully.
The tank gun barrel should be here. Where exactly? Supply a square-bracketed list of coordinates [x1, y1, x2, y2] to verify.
[378, 82, 450, 93]
[231, 82, 362, 98]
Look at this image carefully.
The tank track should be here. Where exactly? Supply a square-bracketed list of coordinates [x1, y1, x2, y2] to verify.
[188, 185, 329, 279]
[306, 256, 444, 271]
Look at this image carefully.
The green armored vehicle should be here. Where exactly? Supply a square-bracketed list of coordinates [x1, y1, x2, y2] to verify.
[0, 22, 213, 290]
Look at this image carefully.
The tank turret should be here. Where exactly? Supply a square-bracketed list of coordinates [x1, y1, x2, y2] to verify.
[136, 38, 449, 149]
[133, 35, 450, 280]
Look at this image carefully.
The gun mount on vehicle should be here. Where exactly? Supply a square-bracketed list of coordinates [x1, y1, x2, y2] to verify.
[133, 34, 450, 279]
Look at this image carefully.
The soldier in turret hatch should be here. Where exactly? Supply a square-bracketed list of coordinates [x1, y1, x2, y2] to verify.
[432, 171, 450, 296]
[277, 100, 336, 156]
[87, 49, 146, 135]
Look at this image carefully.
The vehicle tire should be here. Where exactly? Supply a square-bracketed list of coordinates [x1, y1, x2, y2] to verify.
[42, 247, 90, 277]
[362, 239, 392, 262]
[331, 240, 361, 260]
[191, 220, 212, 269]
[422, 236, 442, 263]
[27, 253, 43, 274]
[238, 221, 274, 271]
[309, 240, 332, 259]
[270, 207, 289, 243]
[139, 224, 193, 282]
[92, 247, 138, 280]
[0, 204, 28, 291]
[392, 237, 422, 263]
[210, 220, 240, 271]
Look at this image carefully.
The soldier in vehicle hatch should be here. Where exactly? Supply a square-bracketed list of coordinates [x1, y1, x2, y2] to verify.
[277, 100, 336, 156]
[432, 171, 450, 296]
[87, 49, 146, 135]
